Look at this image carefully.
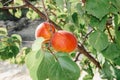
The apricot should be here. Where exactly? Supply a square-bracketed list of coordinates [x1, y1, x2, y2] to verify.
[35, 22, 55, 42]
[51, 30, 77, 53]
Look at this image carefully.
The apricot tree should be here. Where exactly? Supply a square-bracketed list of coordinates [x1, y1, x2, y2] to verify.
[0, 0, 120, 80]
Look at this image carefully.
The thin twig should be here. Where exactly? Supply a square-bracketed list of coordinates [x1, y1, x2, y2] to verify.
[41, 0, 49, 21]
[82, 29, 93, 44]
[23, 0, 62, 30]
[47, 47, 58, 61]
[0, 4, 27, 9]
[3, 0, 13, 6]
[106, 25, 114, 42]
[74, 52, 81, 62]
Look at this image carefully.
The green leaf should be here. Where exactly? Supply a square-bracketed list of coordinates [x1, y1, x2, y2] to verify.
[114, 68, 120, 79]
[102, 43, 120, 60]
[25, 38, 45, 80]
[66, 1, 71, 14]
[26, 50, 44, 80]
[11, 34, 22, 45]
[89, 31, 109, 51]
[76, 3, 84, 15]
[85, 0, 117, 19]
[15, 9, 22, 18]
[72, 12, 79, 25]
[64, 23, 76, 32]
[55, 0, 64, 10]
[12, 34, 22, 41]
[10, 46, 19, 57]
[26, 51, 55, 80]
[37, 52, 55, 80]
[112, 0, 120, 11]
[115, 23, 120, 47]
[26, 9, 39, 20]
[100, 61, 116, 80]
[0, 2, 3, 8]
[114, 58, 120, 66]
[83, 74, 93, 80]
[14, 0, 24, 5]
[90, 16, 107, 31]
[32, 38, 44, 51]
[49, 52, 80, 80]
[0, 28, 8, 36]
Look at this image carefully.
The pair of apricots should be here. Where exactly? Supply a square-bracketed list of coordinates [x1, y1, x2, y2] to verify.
[35, 22, 77, 53]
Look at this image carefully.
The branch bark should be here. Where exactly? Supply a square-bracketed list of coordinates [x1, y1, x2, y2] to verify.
[0, 4, 27, 9]
[106, 25, 114, 42]
[77, 44, 101, 69]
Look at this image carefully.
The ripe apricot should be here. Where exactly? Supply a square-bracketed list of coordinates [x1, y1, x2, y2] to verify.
[51, 30, 77, 53]
[35, 22, 55, 42]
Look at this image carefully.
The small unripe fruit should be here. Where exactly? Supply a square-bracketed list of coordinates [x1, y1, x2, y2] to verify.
[51, 30, 77, 53]
[35, 22, 55, 42]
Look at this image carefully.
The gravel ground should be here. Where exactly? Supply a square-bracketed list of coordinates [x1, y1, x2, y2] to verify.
[0, 61, 32, 80]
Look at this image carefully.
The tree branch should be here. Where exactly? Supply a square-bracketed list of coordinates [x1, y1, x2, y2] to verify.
[74, 52, 81, 62]
[77, 44, 101, 69]
[106, 25, 114, 42]
[23, 0, 62, 30]
[0, 4, 27, 9]
[82, 29, 93, 44]
[41, 0, 49, 21]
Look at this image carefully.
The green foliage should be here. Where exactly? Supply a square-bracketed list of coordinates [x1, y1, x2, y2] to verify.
[90, 16, 107, 31]
[0, 27, 30, 64]
[0, 28, 21, 59]
[1, 0, 120, 80]
[85, 0, 118, 19]
[26, 8, 39, 20]
[26, 38, 80, 80]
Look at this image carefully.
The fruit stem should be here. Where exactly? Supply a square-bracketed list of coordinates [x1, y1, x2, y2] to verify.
[47, 47, 58, 61]
[74, 52, 81, 62]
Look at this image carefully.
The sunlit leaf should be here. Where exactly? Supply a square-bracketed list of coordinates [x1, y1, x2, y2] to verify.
[0, 2, 3, 8]
[15, 9, 22, 18]
[0, 28, 7, 36]
[55, 0, 64, 10]
[32, 38, 44, 51]
[26, 50, 44, 80]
